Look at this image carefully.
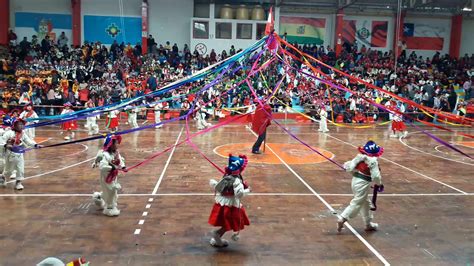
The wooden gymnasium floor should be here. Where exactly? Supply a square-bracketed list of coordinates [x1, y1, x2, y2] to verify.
[0, 119, 473, 265]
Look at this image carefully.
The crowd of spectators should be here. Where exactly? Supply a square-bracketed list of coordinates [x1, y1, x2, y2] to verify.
[0, 30, 473, 122]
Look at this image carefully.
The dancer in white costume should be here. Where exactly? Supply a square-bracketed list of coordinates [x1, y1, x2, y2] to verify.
[337, 140, 384, 232]
[318, 105, 329, 133]
[126, 104, 140, 129]
[92, 135, 126, 217]
[152, 97, 163, 129]
[196, 103, 212, 130]
[84, 100, 99, 136]
[19, 104, 39, 139]
[0, 119, 41, 190]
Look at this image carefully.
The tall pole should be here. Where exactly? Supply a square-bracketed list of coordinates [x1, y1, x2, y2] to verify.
[394, 0, 402, 77]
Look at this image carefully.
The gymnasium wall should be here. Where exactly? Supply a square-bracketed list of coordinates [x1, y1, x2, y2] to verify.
[460, 17, 474, 56]
[10, 0, 72, 43]
[7, 0, 474, 58]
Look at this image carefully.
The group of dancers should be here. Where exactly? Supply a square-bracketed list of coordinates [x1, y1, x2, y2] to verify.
[0, 101, 386, 249]
[316, 100, 408, 138]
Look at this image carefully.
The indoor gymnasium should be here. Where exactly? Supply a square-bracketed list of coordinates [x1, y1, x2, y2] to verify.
[0, 0, 473, 265]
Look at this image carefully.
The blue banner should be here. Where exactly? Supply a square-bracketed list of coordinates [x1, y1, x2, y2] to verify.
[84, 15, 141, 45]
[16, 12, 72, 30]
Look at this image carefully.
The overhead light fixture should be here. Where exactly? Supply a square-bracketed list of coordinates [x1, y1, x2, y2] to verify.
[386, 5, 390, 8]
[462, 7, 472, 11]
[433, 7, 441, 10]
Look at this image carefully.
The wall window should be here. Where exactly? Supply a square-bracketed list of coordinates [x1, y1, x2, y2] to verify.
[193, 21, 209, 39]
[256, 23, 266, 40]
[216, 22, 232, 39]
[237, 23, 253, 39]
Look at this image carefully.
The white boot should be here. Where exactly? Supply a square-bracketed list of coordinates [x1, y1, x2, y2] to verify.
[64, 136, 70, 140]
[71, 132, 75, 138]
[210, 230, 228, 247]
[402, 131, 408, 138]
[365, 222, 379, 231]
[92, 192, 105, 209]
[14, 181, 24, 190]
[103, 207, 120, 217]
[10, 171, 17, 180]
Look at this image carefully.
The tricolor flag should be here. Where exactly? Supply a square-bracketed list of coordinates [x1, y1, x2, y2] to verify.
[403, 23, 444, 50]
[280, 16, 326, 45]
[342, 20, 388, 48]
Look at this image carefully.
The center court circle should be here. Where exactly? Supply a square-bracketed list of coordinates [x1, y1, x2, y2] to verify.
[213, 143, 334, 164]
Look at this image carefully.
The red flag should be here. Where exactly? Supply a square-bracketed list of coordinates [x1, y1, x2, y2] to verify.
[265, 7, 274, 35]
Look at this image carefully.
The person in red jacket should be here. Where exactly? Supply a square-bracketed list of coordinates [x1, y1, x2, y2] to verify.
[251, 103, 272, 154]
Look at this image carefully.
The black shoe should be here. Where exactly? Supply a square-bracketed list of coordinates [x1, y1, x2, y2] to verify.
[252, 150, 261, 154]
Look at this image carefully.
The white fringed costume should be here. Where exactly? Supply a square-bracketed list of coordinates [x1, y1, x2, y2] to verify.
[85, 102, 99, 135]
[152, 102, 163, 128]
[126, 106, 140, 129]
[196, 108, 212, 130]
[19, 109, 38, 139]
[318, 107, 329, 133]
[338, 141, 383, 232]
[92, 136, 126, 217]
[0, 122, 37, 190]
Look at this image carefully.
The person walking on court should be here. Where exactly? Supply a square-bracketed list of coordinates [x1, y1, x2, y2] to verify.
[251, 103, 272, 154]
[208, 154, 250, 247]
[337, 140, 384, 232]
[92, 135, 127, 217]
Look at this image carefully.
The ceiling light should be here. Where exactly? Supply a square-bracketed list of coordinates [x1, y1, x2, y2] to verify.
[462, 7, 472, 11]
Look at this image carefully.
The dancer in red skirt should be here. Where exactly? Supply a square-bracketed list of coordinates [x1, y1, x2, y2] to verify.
[105, 110, 120, 133]
[208, 154, 251, 247]
[61, 102, 77, 140]
[390, 102, 407, 138]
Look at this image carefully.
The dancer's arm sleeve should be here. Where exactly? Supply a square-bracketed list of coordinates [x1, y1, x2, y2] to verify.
[119, 154, 126, 168]
[22, 134, 37, 147]
[369, 160, 382, 185]
[99, 154, 113, 173]
[233, 179, 248, 199]
[343, 154, 364, 172]
[209, 179, 218, 189]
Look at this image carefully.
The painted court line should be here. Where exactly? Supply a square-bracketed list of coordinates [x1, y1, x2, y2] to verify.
[1, 192, 472, 197]
[246, 126, 390, 266]
[399, 131, 474, 166]
[6, 157, 95, 185]
[133, 127, 184, 235]
[152, 128, 184, 195]
[326, 134, 468, 195]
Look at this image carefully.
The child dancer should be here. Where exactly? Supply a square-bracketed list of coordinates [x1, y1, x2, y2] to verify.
[61, 102, 78, 140]
[19, 103, 39, 139]
[152, 97, 163, 129]
[105, 109, 120, 133]
[318, 105, 329, 133]
[390, 102, 408, 138]
[92, 135, 126, 217]
[0, 119, 41, 189]
[208, 154, 250, 247]
[337, 140, 384, 232]
[126, 103, 140, 129]
[85, 100, 99, 136]
[196, 105, 212, 130]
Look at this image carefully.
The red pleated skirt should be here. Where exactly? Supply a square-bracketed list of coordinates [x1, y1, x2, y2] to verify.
[106, 117, 119, 129]
[62, 120, 78, 130]
[208, 203, 250, 231]
[392, 120, 406, 131]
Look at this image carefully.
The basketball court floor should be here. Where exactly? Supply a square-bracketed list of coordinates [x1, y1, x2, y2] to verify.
[0, 119, 472, 265]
